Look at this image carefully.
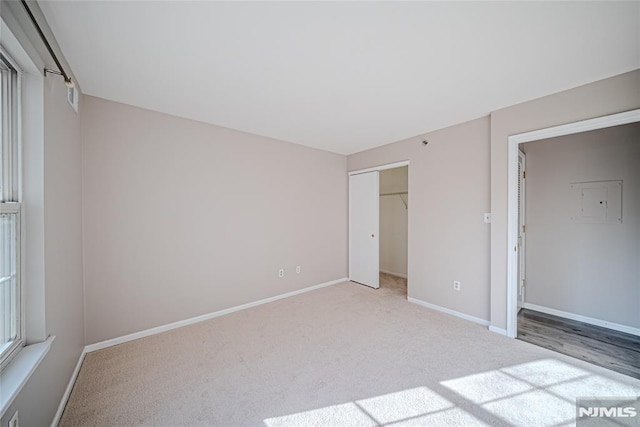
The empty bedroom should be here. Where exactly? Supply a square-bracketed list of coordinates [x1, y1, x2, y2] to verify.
[0, 1, 638, 426]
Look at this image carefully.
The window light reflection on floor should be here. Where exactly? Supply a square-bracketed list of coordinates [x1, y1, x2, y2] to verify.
[264, 386, 488, 426]
[441, 359, 639, 427]
[264, 359, 640, 427]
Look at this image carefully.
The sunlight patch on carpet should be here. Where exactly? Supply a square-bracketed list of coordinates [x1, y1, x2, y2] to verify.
[264, 386, 488, 426]
[263, 401, 375, 427]
[265, 359, 640, 427]
[441, 358, 639, 427]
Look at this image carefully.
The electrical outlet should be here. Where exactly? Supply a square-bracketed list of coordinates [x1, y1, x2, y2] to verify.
[278, 269, 284, 278]
[453, 280, 461, 291]
[296, 266, 301, 274]
[8, 411, 18, 427]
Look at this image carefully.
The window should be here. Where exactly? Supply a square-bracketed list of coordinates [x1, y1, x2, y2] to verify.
[0, 51, 22, 369]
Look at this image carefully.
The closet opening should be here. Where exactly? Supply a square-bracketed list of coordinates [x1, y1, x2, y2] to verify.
[379, 166, 408, 298]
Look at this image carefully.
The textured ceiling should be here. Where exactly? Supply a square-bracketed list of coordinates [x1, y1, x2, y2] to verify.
[40, 1, 639, 155]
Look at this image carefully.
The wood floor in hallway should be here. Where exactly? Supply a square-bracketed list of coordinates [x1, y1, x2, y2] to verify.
[517, 309, 640, 380]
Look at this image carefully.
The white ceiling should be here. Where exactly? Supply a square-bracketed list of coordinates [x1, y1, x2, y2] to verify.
[39, 1, 639, 155]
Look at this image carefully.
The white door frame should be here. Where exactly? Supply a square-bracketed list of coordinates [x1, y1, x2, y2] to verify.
[349, 160, 410, 287]
[506, 109, 640, 338]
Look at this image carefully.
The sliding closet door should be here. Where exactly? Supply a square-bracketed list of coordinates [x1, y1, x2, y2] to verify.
[349, 171, 379, 289]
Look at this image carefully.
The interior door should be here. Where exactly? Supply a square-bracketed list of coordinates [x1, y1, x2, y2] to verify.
[349, 171, 379, 289]
[517, 150, 526, 310]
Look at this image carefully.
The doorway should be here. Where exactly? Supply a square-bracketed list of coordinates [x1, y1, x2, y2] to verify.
[512, 119, 640, 378]
[506, 111, 640, 380]
[506, 109, 640, 338]
[349, 161, 409, 297]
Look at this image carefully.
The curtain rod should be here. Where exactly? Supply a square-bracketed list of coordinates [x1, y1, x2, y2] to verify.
[20, 0, 74, 88]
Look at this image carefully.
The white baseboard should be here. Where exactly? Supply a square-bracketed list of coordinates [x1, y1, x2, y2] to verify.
[408, 297, 490, 327]
[54, 278, 348, 424]
[85, 277, 348, 353]
[523, 303, 640, 337]
[379, 269, 408, 279]
[51, 348, 86, 427]
[489, 325, 507, 336]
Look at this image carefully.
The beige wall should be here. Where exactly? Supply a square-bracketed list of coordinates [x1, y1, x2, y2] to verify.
[379, 167, 408, 277]
[523, 123, 640, 328]
[1, 2, 85, 425]
[349, 117, 491, 321]
[81, 96, 348, 344]
[490, 69, 640, 331]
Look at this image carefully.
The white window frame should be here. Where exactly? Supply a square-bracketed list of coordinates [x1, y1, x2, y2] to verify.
[0, 49, 24, 371]
[0, 13, 54, 417]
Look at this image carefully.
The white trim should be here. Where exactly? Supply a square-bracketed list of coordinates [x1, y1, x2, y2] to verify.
[408, 297, 490, 326]
[85, 278, 348, 353]
[489, 325, 507, 336]
[0, 46, 24, 74]
[3, 13, 48, 344]
[379, 269, 407, 279]
[507, 132, 519, 338]
[523, 303, 640, 337]
[0, 336, 54, 417]
[51, 348, 86, 427]
[0, 202, 20, 214]
[348, 160, 409, 176]
[510, 110, 640, 145]
[348, 178, 352, 281]
[506, 109, 640, 339]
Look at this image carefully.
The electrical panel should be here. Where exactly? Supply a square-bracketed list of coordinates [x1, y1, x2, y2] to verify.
[569, 180, 622, 224]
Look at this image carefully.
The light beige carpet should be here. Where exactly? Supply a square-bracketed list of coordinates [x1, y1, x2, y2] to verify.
[60, 274, 640, 426]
